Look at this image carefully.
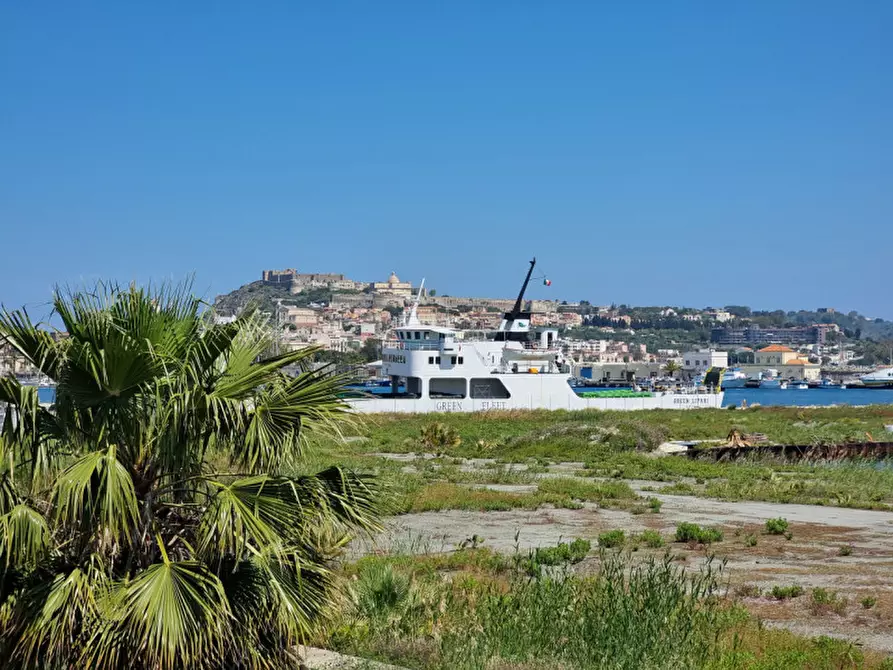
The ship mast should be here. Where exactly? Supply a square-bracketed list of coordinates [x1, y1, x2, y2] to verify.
[496, 258, 537, 342]
[509, 258, 536, 318]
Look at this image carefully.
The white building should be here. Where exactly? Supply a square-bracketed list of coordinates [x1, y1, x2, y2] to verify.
[682, 349, 728, 373]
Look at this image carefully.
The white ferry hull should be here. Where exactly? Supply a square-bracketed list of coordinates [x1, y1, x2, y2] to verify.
[347, 391, 724, 414]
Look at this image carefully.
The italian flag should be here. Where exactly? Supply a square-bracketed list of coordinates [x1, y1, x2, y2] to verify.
[543, 279, 552, 286]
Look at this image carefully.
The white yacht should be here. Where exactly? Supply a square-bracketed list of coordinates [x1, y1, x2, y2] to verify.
[720, 368, 748, 389]
[860, 367, 893, 389]
[347, 260, 724, 414]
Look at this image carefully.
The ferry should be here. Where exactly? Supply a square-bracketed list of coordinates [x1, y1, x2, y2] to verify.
[860, 367, 893, 389]
[347, 260, 724, 414]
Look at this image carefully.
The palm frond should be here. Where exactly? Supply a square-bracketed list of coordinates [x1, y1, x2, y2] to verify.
[0, 308, 63, 380]
[196, 470, 378, 562]
[13, 564, 106, 668]
[51, 446, 138, 550]
[88, 552, 232, 670]
[0, 504, 49, 568]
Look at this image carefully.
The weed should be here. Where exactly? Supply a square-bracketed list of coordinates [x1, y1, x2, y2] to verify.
[676, 522, 724, 545]
[744, 534, 758, 547]
[861, 596, 878, 609]
[523, 539, 592, 575]
[420, 422, 462, 452]
[810, 588, 848, 615]
[598, 529, 626, 549]
[640, 530, 665, 548]
[770, 585, 805, 600]
[838, 544, 854, 556]
[734, 584, 761, 598]
[765, 517, 789, 535]
[784, 530, 793, 541]
[648, 497, 663, 513]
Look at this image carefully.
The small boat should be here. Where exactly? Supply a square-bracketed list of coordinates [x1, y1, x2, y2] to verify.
[813, 378, 840, 389]
[721, 368, 748, 389]
[788, 381, 808, 390]
[860, 367, 893, 389]
[758, 369, 783, 389]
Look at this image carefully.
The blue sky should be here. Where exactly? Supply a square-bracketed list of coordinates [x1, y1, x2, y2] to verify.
[2, 2, 892, 318]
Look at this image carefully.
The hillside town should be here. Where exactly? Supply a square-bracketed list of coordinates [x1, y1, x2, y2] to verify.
[2, 268, 890, 387]
[192, 267, 893, 386]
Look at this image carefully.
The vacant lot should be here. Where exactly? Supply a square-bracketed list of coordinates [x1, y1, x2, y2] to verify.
[307, 407, 893, 668]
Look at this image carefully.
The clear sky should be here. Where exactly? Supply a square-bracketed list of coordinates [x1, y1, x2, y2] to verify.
[2, 2, 892, 318]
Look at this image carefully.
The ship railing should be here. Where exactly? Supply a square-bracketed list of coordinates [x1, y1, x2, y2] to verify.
[382, 340, 442, 351]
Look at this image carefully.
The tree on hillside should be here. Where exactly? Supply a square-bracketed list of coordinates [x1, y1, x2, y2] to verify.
[0, 283, 379, 669]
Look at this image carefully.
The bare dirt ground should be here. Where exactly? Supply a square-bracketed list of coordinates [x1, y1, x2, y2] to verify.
[364, 459, 893, 653]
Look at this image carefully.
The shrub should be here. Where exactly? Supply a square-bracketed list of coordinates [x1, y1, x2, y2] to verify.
[675, 522, 724, 545]
[526, 538, 592, 573]
[648, 497, 663, 513]
[355, 563, 412, 618]
[744, 534, 758, 547]
[640, 530, 665, 548]
[765, 517, 789, 535]
[810, 588, 848, 615]
[599, 529, 626, 549]
[861, 596, 877, 609]
[420, 422, 462, 451]
[838, 544, 854, 556]
[734, 584, 761, 598]
[770, 585, 805, 600]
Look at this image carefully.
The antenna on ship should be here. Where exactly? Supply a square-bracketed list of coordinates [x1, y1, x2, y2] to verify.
[405, 278, 425, 327]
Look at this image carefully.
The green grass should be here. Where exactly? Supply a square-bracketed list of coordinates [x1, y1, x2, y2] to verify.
[343, 407, 893, 461]
[397, 482, 580, 513]
[536, 477, 637, 503]
[328, 547, 892, 670]
[312, 408, 893, 512]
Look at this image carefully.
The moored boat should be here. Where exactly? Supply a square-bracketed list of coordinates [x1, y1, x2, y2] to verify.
[860, 367, 893, 389]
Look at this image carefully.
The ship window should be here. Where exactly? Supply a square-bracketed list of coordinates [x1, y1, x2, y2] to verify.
[428, 356, 434, 364]
[458, 357, 464, 364]
[436, 357, 441, 364]
[414, 332, 420, 340]
[451, 356, 457, 365]
[470, 378, 511, 399]
[429, 378, 466, 399]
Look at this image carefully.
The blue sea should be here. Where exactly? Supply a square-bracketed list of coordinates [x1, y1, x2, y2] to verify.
[720, 387, 893, 408]
[39, 385, 893, 409]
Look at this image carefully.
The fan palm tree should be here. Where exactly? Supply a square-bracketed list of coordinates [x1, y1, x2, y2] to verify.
[0, 282, 379, 669]
[663, 360, 682, 379]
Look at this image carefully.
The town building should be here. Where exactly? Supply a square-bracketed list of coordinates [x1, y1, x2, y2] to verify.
[682, 349, 728, 373]
[370, 272, 413, 298]
[741, 345, 821, 381]
[710, 325, 835, 346]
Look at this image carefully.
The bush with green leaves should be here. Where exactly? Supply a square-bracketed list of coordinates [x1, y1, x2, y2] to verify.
[598, 529, 626, 549]
[420, 422, 462, 452]
[765, 517, 790, 535]
[0, 283, 379, 669]
[771, 585, 805, 600]
[524, 539, 592, 574]
[675, 522, 724, 545]
[640, 530, 664, 548]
